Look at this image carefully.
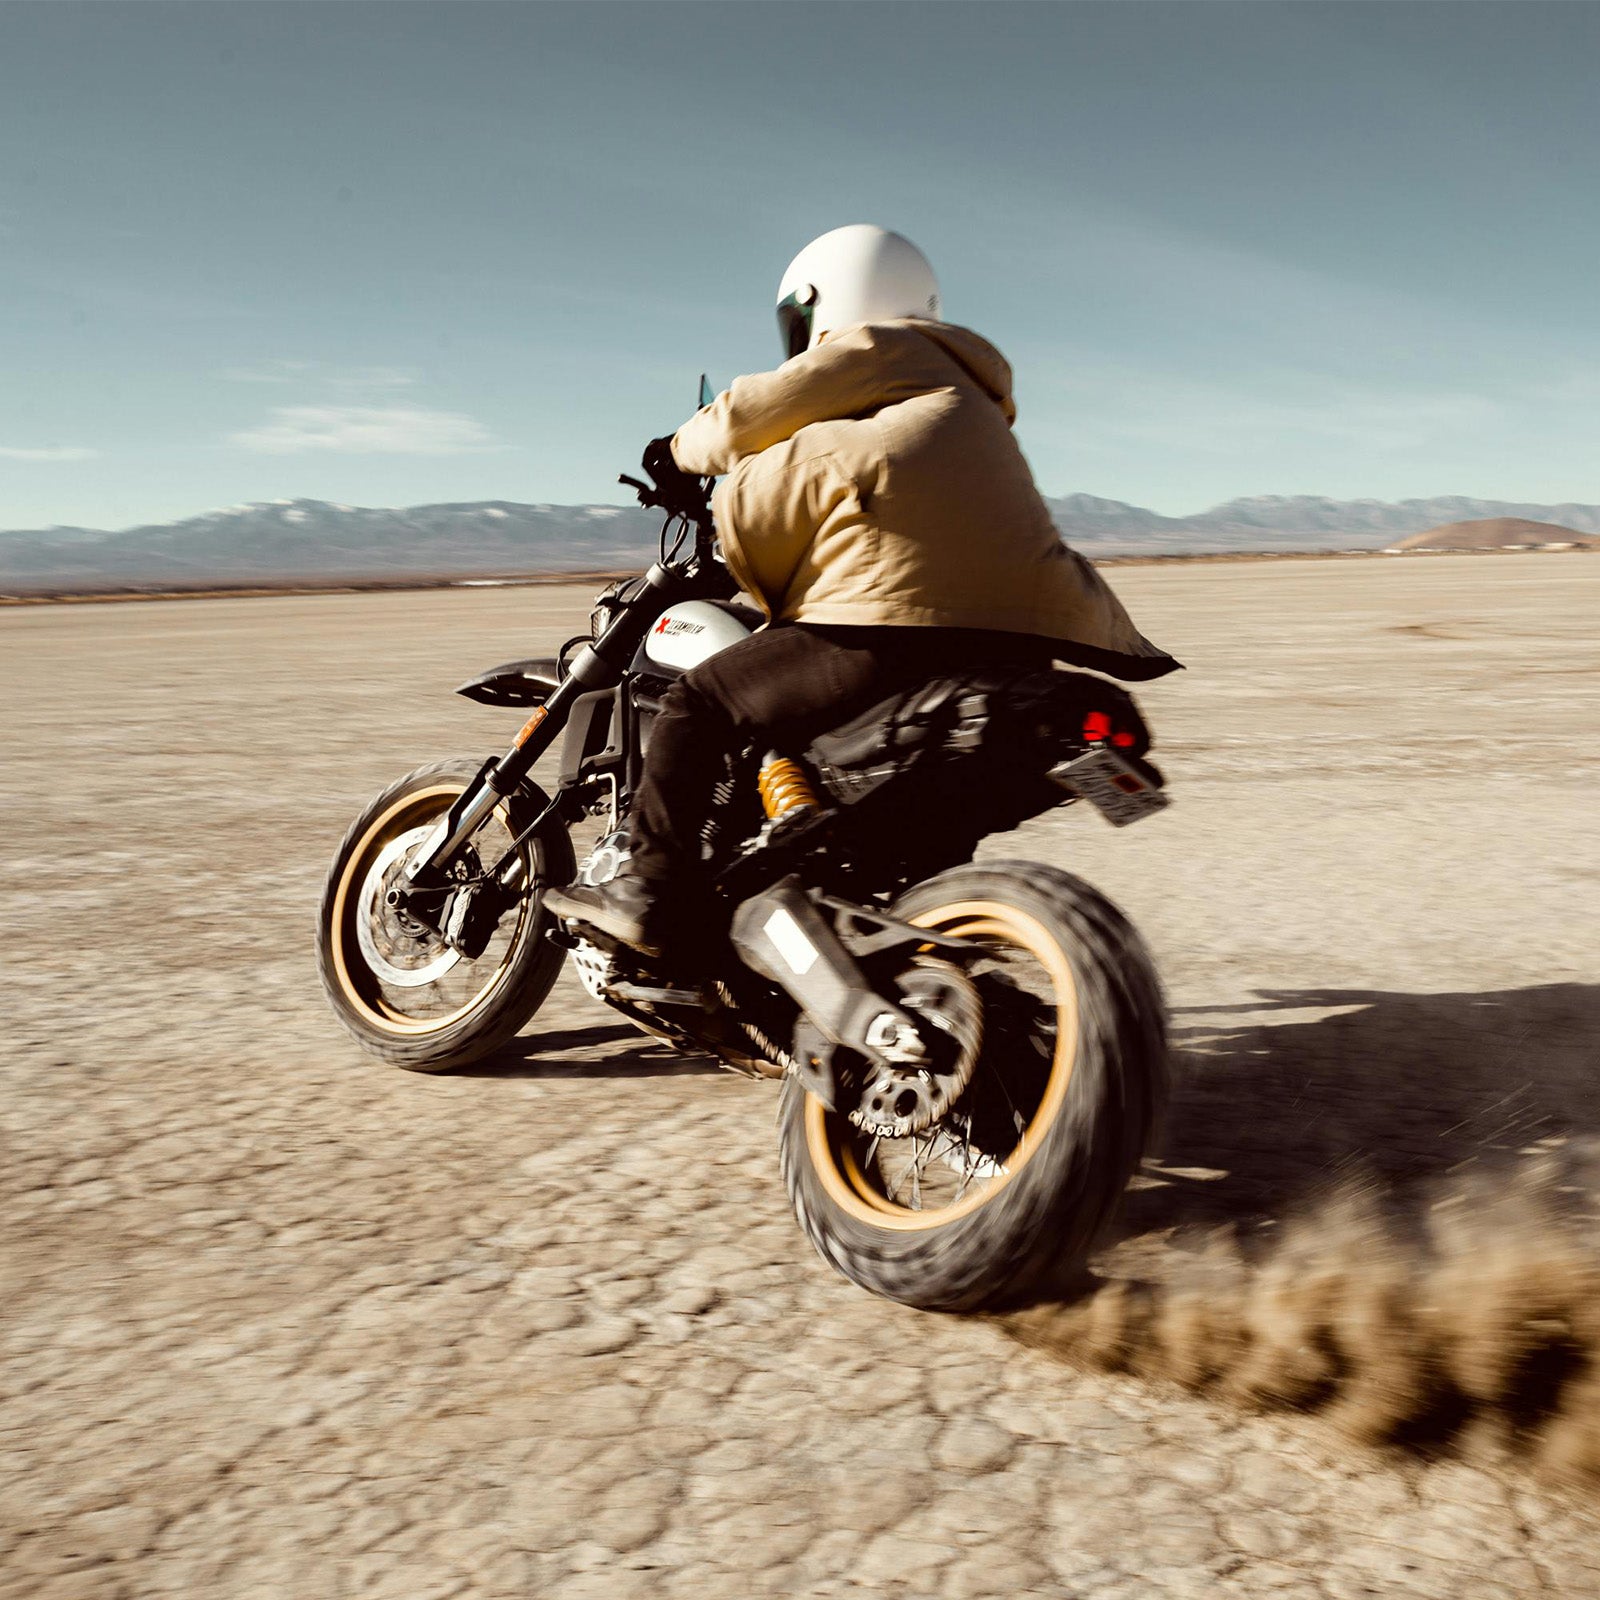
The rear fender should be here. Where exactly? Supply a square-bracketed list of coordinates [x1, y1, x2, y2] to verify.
[455, 657, 563, 708]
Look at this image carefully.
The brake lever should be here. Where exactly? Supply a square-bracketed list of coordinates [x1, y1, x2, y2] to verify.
[619, 473, 659, 507]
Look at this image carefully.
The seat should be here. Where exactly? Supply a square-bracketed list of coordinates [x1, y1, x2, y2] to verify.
[806, 666, 1150, 807]
[807, 672, 1007, 770]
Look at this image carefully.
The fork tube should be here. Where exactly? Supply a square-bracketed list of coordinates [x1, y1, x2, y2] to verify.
[405, 562, 682, 885]
[490, 561, 680, 791]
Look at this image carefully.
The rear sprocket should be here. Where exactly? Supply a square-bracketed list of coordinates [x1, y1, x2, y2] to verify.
[848, 960, 984, 1139]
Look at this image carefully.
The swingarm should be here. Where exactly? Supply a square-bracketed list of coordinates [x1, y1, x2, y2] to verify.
[730, 878, 979, 1113]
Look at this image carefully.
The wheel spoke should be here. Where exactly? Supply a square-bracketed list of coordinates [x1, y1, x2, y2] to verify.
[887, 1135, 929, 1207]
[988, 1057, 1024, 1136]
[952, 1112, 979, 1202]
[886, 1142, 913, 1203]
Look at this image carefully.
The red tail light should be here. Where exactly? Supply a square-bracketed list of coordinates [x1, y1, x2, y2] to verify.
[1083, 710, 1138, 748]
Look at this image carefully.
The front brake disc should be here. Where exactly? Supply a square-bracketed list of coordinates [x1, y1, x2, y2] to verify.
[848, 961, 984, 1139]
[355, 826, 464, 989]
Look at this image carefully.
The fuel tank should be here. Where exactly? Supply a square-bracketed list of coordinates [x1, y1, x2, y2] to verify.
[638, 599, 760, 675]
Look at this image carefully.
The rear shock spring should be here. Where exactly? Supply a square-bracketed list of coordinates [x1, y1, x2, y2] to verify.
[757, 754, 820, 822]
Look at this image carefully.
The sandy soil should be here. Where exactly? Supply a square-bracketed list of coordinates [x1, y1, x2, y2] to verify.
[3, 554, 1597, 1597]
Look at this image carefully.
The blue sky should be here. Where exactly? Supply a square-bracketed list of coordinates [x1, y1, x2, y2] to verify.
[3, 1, 1597, 530]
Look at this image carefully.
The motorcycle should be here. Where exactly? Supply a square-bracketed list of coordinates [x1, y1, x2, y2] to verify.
[316, 451, 1171, 1311]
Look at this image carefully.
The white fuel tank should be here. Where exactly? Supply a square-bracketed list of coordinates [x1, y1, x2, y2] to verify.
[642, 600, 755, 672]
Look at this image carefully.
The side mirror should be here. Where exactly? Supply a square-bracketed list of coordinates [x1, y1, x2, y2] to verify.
[698, 373, 716, 410]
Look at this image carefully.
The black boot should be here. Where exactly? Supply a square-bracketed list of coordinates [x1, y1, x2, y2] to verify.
[543, 875, 670, 957]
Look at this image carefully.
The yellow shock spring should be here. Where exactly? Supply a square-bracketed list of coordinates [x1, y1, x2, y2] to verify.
[757, 754, 820, 821]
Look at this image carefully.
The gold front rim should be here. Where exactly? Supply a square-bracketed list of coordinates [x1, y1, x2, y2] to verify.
[804, 899, 1079, 1233]
[328, 783, 526, 1036]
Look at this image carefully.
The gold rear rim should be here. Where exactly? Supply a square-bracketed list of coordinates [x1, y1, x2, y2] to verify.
[803, 899, 1079, 1233]
[327, 783, 528, 1036]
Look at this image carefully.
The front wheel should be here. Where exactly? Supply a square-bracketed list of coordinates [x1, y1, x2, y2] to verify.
[316, 758, 575, 1072]
[777, 862, 1168, 1311]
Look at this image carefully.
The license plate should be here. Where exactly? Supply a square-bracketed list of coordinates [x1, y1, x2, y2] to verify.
[1048, 746, 1169, 827]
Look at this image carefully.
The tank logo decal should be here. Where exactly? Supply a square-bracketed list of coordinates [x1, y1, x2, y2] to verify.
[654, 617, 707, 636]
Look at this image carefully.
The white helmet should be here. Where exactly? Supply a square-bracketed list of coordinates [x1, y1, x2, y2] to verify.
[775, 225, 941, 359]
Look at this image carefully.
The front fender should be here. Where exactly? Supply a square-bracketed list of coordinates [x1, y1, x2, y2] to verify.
[455, 657, 563, 708]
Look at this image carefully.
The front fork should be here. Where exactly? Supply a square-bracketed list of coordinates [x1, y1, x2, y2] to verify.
[393, 561, 685, 935]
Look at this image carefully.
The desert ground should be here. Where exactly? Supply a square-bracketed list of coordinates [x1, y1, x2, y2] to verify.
[3, 553, 1598, 1598]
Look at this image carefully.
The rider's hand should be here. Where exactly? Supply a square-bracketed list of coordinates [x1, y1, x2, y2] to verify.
[642, 435, 704, 515]
[642, 434, 677, 480]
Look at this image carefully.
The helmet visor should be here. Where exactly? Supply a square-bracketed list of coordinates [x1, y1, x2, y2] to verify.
[776, 292, 814, 361]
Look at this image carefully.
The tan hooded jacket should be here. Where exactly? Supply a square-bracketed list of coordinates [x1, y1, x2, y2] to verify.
[670, 319, 1176, 681]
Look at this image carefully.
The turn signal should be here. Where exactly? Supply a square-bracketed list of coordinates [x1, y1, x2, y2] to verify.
[514, 706, 549, 748]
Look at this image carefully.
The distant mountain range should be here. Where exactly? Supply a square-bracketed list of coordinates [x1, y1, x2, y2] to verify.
[1044, 494, 1600, 549]
[3, 493, 1598, 592]
[0, 501, 663, 591]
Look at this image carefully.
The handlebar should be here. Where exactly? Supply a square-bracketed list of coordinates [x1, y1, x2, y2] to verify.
[619, 470, 718, 574]
[618, 470, 711, 518]
[618, 472, 662, 504]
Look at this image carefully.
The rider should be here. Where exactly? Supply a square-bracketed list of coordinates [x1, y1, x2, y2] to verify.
[545, 224, 1177, 955]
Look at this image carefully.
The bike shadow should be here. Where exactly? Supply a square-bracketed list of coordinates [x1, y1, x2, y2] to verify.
[461, 1022, 726, 1080]
[1117, 980, 1600, 1256]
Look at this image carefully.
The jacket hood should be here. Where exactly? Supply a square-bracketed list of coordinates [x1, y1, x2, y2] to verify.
[899, 320, 1016, 421]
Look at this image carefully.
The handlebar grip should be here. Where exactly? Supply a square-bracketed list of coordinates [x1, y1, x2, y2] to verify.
[621, 469, 713, 525]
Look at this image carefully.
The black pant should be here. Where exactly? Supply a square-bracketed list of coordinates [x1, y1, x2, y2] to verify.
[627, 623, 1052, 884]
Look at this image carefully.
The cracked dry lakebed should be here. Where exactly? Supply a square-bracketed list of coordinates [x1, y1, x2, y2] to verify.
[3, 552, 1599, 1598]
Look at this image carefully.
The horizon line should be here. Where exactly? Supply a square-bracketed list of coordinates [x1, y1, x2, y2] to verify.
[6, 488, 1600, 539]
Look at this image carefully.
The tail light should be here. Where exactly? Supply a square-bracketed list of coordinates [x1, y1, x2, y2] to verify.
[1082, 710, 1138, 750]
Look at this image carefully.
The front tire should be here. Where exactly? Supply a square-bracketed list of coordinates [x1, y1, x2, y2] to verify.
[316, 758, 575, 1072]
[777, 862, 1167, 1311]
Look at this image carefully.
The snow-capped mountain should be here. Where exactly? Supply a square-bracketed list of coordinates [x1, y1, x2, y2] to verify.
[2, 493, 1597, 591]
[0, 498, 664, 588]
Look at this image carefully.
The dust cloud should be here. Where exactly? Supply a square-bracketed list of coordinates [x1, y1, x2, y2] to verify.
[1000, 980, 1600, 1483]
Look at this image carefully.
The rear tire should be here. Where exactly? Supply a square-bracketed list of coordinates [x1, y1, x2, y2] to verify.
[316, 758, 574, 1072]
[777, 861, 1167, 1311]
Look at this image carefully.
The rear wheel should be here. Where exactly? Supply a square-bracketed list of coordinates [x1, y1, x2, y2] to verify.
[316, 758, 574, 1072]
[777, 861, 1167, 1310]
